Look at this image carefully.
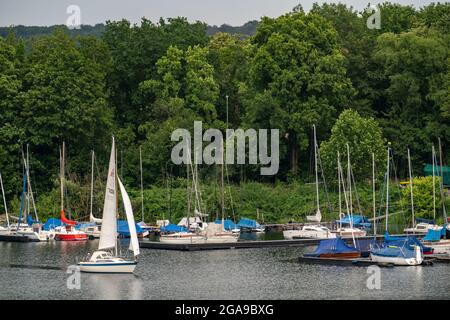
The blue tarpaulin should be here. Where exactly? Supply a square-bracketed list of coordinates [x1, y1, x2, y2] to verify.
[304, 238, 359, 257]
[27, 215, 39, 226]
[160, 224, 188, 233]
[335, 215, 372, 228]
[42, 218, 63, 231]
[117, 220, 145, 237]
[416, 217, 435, 225]
[371, 242, 417, 259]
[214, 219, 239, 231]
[75, 222, 97, 230]
[354, 238, 378, 257]
[423, 228, 446, 241]
[238, 218, 262, 230]
[384, 232, 432, 253]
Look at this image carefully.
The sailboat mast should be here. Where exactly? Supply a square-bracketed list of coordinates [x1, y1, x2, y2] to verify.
[407, 149, 415, 228]
[221, 138, 225, 222]
[26, 145, 30, 219]
[186, 161, 190, 229]
[60, 142, 65, 213]
[313, 125, 320, 213]
[337, 151, 342, 230]
[114, 139, 118, 257]
[0, 173, 9, 228]
[90, 150, 94, 218]
[372, 153, 376, 236]
[346, 144, 353, 221]
[432, 145, 436, 221]
[438, 138, 447, 220]
[385, 147, 390, 233]
[140, 146, 144, 223]
[25, 146, 38, 221]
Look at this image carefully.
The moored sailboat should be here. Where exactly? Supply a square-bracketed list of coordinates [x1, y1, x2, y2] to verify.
[283, 125, 335, 240]
[79, 137, 139, 273]
[54, 142, 88, 241]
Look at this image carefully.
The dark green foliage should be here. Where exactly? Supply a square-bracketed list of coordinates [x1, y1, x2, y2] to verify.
[0, 3, 449, 223]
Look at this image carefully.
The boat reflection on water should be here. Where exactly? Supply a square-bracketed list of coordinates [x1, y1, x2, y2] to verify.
[85, 273, 143, 300]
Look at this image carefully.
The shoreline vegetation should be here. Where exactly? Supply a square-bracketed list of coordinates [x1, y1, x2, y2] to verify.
[1, 179, 448, 228]
[0, 3, 449, 228]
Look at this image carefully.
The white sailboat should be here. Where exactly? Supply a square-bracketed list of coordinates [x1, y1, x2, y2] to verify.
[16, 147, 55, 241]
[335, 145, 366, 239]
[0, 172, 11, 235]
[78, 151, 102, 239]
[421, 144, 450, 254]
[283, 125, 335, 240]
[370, 147, 424, 266]
[79, 137, 139, 273]
[160, 138, 238, 244]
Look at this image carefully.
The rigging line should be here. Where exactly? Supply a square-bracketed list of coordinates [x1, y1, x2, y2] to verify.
[317, 145, 333, 214]
[389, 150, 407, 226]
[224, 161, 236, 222]
[350, 164, 362, 214]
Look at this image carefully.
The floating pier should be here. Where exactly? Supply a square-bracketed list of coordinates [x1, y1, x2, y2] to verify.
[139, 235, 386, 251]
[298, 256, 434, 266]
[0, 234, 37, 242]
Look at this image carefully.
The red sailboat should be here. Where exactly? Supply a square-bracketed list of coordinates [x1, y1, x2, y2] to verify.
[54, 142, 88, 241]
[54, 210, 88, 241]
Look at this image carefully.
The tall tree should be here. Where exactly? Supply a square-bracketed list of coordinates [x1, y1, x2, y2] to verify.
[19, 30, 113, 186]
[371, 28, 450, 169]
[320, 109, 386, 182]
[246, 12, 354, 175]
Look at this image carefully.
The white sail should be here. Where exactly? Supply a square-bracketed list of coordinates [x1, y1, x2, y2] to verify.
[118, 177, 140, 257]
[98, 138, 117, 251]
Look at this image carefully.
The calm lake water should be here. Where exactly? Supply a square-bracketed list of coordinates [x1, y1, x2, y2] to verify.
[0, 232, 449, 300]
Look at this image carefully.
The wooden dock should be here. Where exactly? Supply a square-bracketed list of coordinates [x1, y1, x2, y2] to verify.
[0, 234, 37, 242]
[139, 236, 385, 251]
[298, 256, 386, 267]
[299, 255, 435, 266]
[139, 239, 319, 251]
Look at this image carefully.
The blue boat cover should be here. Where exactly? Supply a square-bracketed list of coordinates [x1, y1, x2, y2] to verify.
[27, 215, 40, 226]
[354, 238, 377, 253]
[238, 218, 262, 229]
[304, 238, 359, 257]
[371, 243, 416, 259]
[335, 214, 372, 228]
[384, 232, 431, 253]
[423, 228, 442, 242]
[160, 224, 188, 233]
[214, 219, 239, 231]
[117, 220, 145, 236]
[75, 222, 97, 230]
[42, 218, 63, 231]
[416, 217, 435, 225]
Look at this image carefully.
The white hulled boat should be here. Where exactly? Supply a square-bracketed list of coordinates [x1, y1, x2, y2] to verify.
[79, 137, 140, 273]
[283, 125, 335, 240]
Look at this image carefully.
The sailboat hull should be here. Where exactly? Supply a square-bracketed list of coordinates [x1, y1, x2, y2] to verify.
[55, 233, 88, 241]
[78, 261, 137, 273]
[370, 253, 422, 266]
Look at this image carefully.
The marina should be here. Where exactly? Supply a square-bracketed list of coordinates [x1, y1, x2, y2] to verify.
[0, 238, 449, 300]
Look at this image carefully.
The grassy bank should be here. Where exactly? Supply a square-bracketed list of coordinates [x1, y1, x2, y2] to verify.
[6, 180, 446, 229]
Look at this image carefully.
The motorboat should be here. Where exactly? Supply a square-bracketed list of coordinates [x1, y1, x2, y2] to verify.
[283, 225, 336, 240]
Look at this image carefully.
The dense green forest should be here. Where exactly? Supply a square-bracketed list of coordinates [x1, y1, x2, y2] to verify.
[0, 2, 449, 225]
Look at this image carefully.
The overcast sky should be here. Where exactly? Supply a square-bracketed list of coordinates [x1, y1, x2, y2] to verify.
[0, 0, 437, 27]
